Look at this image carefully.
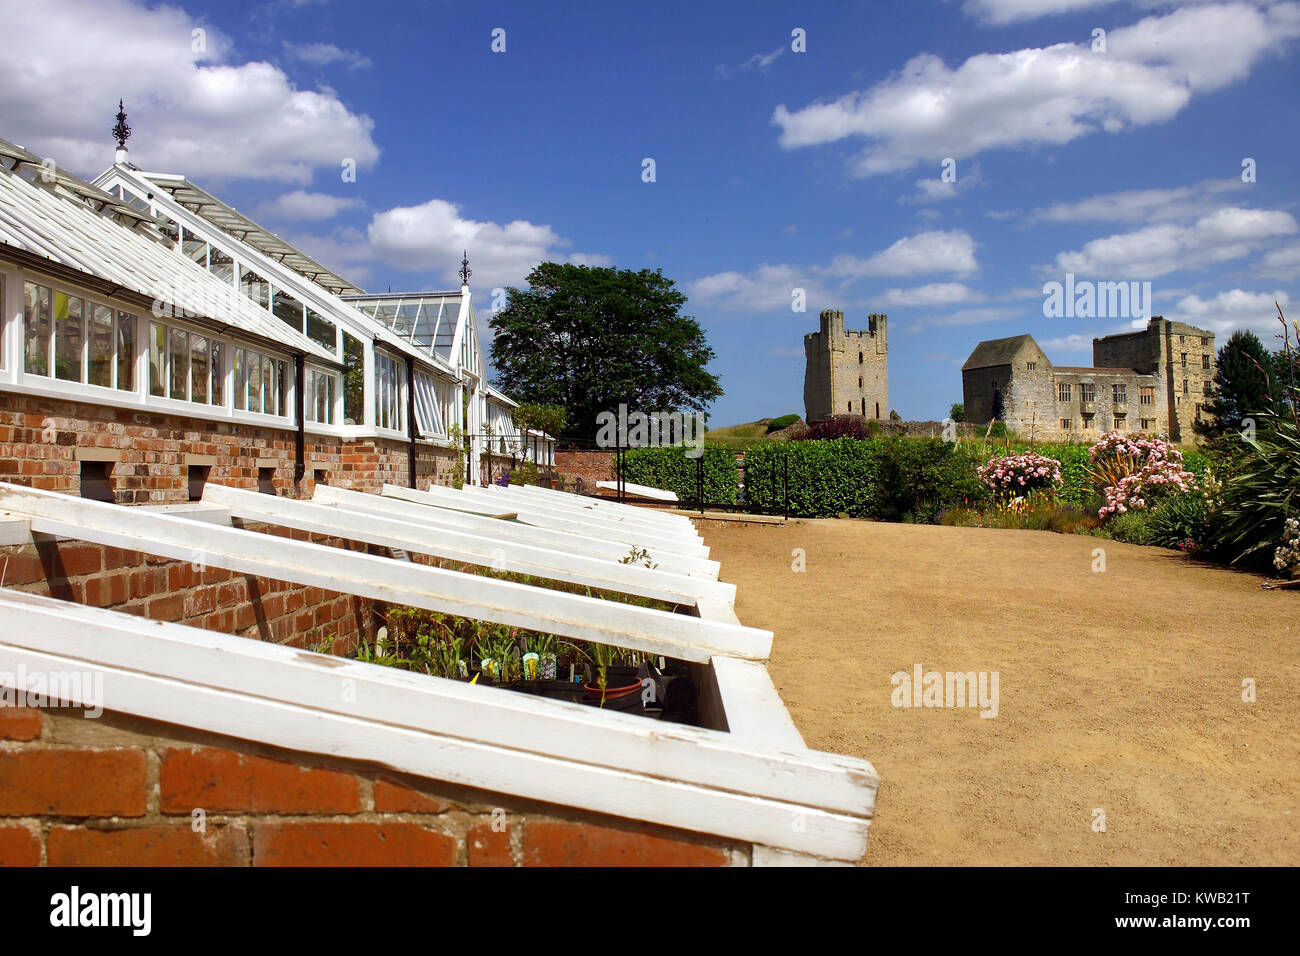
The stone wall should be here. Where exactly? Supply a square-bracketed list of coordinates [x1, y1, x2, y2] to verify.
[804, 309, 889, 423]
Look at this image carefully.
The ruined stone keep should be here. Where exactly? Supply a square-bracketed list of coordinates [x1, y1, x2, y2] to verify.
[961, 317, 1216, 442]
[804, 309, 889, 423]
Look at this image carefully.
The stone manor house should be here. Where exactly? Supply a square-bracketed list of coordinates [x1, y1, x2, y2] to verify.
[961, 317, 1216, 442]
[804, 308, 889, 423]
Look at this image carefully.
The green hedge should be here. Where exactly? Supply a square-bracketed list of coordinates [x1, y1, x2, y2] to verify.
[619, 446, 738, 505]
[623, 437, 1214, 522]
[744, 438, 989, 520]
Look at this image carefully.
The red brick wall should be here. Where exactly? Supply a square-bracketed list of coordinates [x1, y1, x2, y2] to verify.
[0, 392, 457, 504]
[0, 707, 744, 866]
[0, 529, 376, 653]
[553, 450, 617, 493]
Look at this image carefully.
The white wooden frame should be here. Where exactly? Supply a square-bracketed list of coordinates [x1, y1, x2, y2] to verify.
[0, 589, 877, 861]
[313, 485, 720, 579]
[407, 485, 710, 557]
[0, 483, 769, 663]
[200, 483, 735, 607]
[0, 481, 881, 863]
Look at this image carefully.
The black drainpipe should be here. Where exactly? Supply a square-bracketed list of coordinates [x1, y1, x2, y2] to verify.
[294, 354, 306, 484]
[406, 355, 417, 488]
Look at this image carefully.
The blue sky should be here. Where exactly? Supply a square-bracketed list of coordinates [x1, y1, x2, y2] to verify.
[4, 0, 1299, 425]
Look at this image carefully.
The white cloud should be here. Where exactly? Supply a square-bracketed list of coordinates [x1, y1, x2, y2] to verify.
[687, 264, 836, 313]
[1037, 333, 1097, 354]
[716, 45, 785, 78]
[363, 199, 580, 296]
[963, 0, 1125, 25]
[1026, 179, 1245, 224]
[1174, 288, 1292, 336]
[254, 189, 365, 221]
[0, 0, 380, 183]
[1051, 207, 1298, 277]
[826, 230, 978, 277]
[1258, 242, 1300, 279]
[772, 2, 1300, 176]
[284, 41, 373, 71]
[875, 283, 985, 307]
[906, 306, 1024, 331]
[567, 252, 615, 267]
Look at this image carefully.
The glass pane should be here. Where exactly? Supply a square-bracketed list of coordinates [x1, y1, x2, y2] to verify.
[326, 373, 335, 424]
[247, 353, 262, 413]
[263, 354, 275, 414]
[150, 322, 166, 397]
[233, 348, 246, 411]
[55, 293, 83, 382]
[209, 341, 224, 406]
[316, 369, 328, 423]
[277, 360, 288, 417]
[306, 308, 336, 350]
[343, 333, 364, 425]
[168, 327, 188, 400]
[239, 266, 269, 309]
[272, 290, 303, 333]
[208, 248, 234, 285]
[88, 304, 113, 387]
[24, 283, 50, 376]
[191, 334, 208, 404]
[116, 313, 135, 391]
[156, 215, 180, 250]
[183, 236, 208, 269]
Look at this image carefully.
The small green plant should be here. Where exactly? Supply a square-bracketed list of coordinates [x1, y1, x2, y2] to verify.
[620, 545, 658, 569]
[448, 423, 466, 489]
[1147, 492, 1212, 551]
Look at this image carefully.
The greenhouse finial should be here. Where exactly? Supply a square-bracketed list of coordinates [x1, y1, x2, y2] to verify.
[112, 99, 132, 150]
[459, 250, 472, 286]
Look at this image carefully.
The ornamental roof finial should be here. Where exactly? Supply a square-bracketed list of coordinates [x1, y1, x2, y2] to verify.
[112, 99, 132, 150]
[458, 250, 472, 286]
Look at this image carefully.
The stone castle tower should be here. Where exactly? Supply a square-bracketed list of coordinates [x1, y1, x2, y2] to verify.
[803, 309, 889, 423]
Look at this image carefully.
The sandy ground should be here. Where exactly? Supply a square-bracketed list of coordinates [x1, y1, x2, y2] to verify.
[700, 517, 1299, 866]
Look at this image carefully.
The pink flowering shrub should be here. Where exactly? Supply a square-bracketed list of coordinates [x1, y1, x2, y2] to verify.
[1088, 431, 1196, 520]
[977, 452, 1063, 496]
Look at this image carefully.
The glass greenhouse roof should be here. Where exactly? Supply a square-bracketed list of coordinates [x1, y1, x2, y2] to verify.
[344, 293, 463, 362]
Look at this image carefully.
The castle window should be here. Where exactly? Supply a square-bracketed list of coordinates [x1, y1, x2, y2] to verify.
[1139, 387, 1154, 406]
[1026, 362, 1036, 371]
[848, 401, 852, 412]
[1060, 418, 1072, 430]
[1201, 354, 1210, 370]
[861, 399, 866, 414]
[1057, 383, 1071, 402]
[1081, 412, 1095, 429]
[1080, 383, 1095, 403]
[875, 402, 880, 418]
[859, 351, 864, 364]
[858, 376, 863, 388]
[1179, 335, 1185, 344]
[1183, 379, 1189, 395]
[1200, 336, 1209, 346]
[1140, 418, 1154, 431]
[1203, 381, 1213, 396]
[1112, 383, 1126, 404]
[1194, 403, 1202, 421]
[1180, 352, 1187, 367]
[1114, 413, 1126, 430]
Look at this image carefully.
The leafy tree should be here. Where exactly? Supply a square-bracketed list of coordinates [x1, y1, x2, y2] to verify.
[512, 402, 566, 438]
[1196, 329, 1275, 442]
[489, 263, 722, 439]
[949, 403, 965, 422]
